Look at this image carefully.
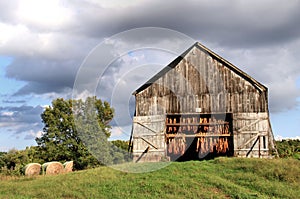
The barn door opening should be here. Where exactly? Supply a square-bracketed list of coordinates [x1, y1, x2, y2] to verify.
[165, 113, 234, 161]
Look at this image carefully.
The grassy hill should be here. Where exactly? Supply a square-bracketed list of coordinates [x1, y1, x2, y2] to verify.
[0, 158, 299, 199]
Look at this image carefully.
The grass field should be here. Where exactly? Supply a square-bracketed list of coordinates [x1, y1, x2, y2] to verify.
[0, 158, 299, 199]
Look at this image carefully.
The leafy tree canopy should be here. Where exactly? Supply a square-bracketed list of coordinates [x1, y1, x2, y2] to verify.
[35, 97, 114, 169]
[276, 139, 300, 160]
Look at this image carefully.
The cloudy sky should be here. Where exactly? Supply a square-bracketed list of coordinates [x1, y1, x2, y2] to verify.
[0, 0, 300, 151]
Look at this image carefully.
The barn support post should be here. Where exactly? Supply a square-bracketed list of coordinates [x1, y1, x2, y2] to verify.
[246, 136, 260, 157]
[267, 118, 279, 157]
[135, 146, 150, 163]
[259, 135, 261, 158]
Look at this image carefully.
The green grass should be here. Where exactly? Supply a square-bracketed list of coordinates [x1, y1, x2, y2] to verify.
[0, 158, 299, 199]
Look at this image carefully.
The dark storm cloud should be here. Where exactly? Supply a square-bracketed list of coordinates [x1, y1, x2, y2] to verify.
[0, 105, 44, 138]
[5, 57, 80, 95]
[2, 100, 26, 104]
[2, 105, 43, 123]
[69, 0, 300, 48]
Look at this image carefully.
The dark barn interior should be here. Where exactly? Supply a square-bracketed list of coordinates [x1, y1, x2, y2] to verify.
[166, 113, 234, 161]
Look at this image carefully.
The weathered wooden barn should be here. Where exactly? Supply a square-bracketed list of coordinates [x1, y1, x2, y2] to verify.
[129, 42, 277, 162]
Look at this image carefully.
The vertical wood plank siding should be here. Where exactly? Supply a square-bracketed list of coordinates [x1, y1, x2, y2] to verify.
[135, 46, 268, 116]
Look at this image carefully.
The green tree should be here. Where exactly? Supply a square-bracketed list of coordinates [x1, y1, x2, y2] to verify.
[111, 140, 129, 151]
[0, 152, 7, 168]
[110, 140, 131, 163]
[0, 147, 41, 175]
[74, 97, 115, 166]
[276, 139, 300, 160]
[36, 97, 114, 169]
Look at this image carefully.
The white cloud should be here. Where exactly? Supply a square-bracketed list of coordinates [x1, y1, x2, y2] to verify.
[72, 89, 94, 101]
[16, 0, 74, 30]
[109, 125, 132, 140]
[0, 105, 44, 137]
[110, 126, 123, 137]
[1, 111, 14, 117]
[0, 23, 33, 55]
[0, 146, 10, 152]
[85, 0, 141, 8]
[24, 130, 42, 140]
[275, 135, 300, 141]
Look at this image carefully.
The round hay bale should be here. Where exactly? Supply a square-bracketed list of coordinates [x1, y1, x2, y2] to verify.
[42, 162, 64, 175]
[24, 163, 41, 176]
[63, 161, 73, 173]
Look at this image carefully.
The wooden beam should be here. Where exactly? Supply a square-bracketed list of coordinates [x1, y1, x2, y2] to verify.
[135, 121, 160, 135]
[235, 149, 268, 151]
[133, 149, 165, 153]
[259, 136, 261, 158]
[138, 137, 158, 150]
[233, 131, 268, 135]
[166, 122, 229, 126]
[267, 118, 279, 157]
[166, 133, 231, 138]
[233, 131, 259, 134]
[236, 119, 260, 132]
[237, 133, 259, 149]
[233, 117, 268, 120]
[246, 137, 259, 157]
[135, 146, 150, 163]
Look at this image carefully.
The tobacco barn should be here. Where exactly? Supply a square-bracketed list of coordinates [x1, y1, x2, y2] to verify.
[128, 42, 277, 162]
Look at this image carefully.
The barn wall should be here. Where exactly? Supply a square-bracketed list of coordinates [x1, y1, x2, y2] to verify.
[135, 46, 268, 116]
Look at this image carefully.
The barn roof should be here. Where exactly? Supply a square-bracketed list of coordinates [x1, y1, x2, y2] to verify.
[133, 42, 267, 95]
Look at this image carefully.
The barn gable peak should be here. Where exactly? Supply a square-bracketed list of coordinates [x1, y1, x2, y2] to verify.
[133, 42, 267, 95]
